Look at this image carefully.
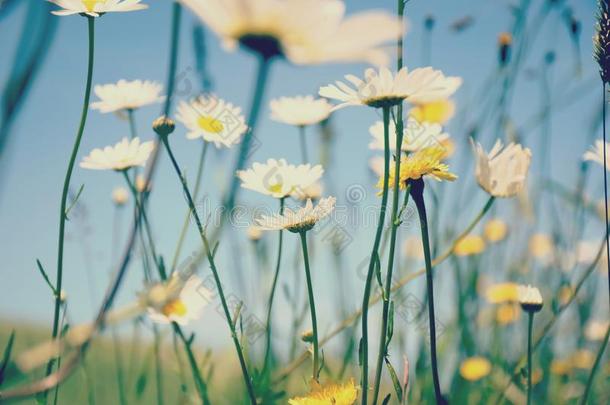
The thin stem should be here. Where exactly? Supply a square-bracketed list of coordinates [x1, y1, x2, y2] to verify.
[580, 325, 610, 404]
[299, 125, 308, 164]
[263, 197, 286, 373]
[361, 106, 392, 405]
[172, 323, 211, 405]
[45, 17, 95, 401]
[153, 325, 165, 405]
[602, 83, 610, 306]
[299, 231, 319, 381]
[111, 329, 127, 405]
[163, 2, 182, 116]
[127, 109, 137, 139]
[411, 182, 443, 404]
[526, 312, 534, 405]
[160, 136, 257, 404]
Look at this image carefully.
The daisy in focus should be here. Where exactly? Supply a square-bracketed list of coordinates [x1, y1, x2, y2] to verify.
[471, 139, 532, 198]
[176, 95, 248, 148]
[91, 80, 164, 113]
[368, 117, 451, 153]
[518, 284, 544, 313]
[49, 0, 148, 17]
[255, 197, 335, 233]
[583, 139, 610, 170]
[146, 275, 211, 326]
[288, 379, 359, 405]
[179, 0, 403, 65]
[270, 96, 332, 126]
[80, 137, 155, 171]
[237, 159, 323, 199]
[319, 67, 461, 110]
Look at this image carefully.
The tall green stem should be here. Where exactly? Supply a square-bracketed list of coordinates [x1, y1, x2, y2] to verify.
[580, 325, 610, 404]
[526, 312, 534, 405]
[153, 325, 165, 405]
[411, 179, 443, 404]
[299, 231, 319, 381]
[45, 16, 95, 400]
[160, 136, 257, 404]
[163, 2, 182, 117]
[601, 83, 610, 305]
[299, 125, 308, 164]
[361, 107, 391, 405]
[172, 323, 211, 405]
[263, 198, 286, 372]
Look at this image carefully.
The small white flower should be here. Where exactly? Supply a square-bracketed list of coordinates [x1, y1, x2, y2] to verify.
[91, 80, 164, 113]
[471, 139, 532, 198]
[146, 275, 212, 326]
[368, 117, 450, 152]
[319, 66, 462, 110]
[270, 96, 332, 126]
[80, 137, 155, 171]
[111, 187, 129, 206]
[517, 284, 543, 312]
[179, 0, 403, 65]
[176, 95, 248, 148]
[255, 197, 336, 233]
[49, 0, 148, 17]
[583, 139, 610, 171]
[236, 159, 323, 199]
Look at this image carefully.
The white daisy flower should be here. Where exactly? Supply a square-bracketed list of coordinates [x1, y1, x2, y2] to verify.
[319, 66, 462, 110]
[176, 95, 248, 149]
[178, 0, 403, 65]
[368, 117, 450, 152]
[270, 96, 332, 126]
[471, 139, 532, 198]
[236, 159, 323, 199]
[517, 284, 543, 313]
[255, 197, 335, 233]
[80, 137, 155, 171]
[90, 80, 164, 113]
[146, 275, 212, 326]
[49, 0, 148, 17]
[583, 139, 610, 171]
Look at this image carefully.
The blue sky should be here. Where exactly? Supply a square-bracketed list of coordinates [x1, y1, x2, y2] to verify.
[0, 0, 602, 349]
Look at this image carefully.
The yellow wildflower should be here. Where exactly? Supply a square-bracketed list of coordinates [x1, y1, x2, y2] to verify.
[485, 283, 519, 304]
[484, 219, 508, 242]
[409, 99, 456, 125]
[454, 235, 486, 256]
[288, 380, 359, 405]
[459, 357, 492, 381]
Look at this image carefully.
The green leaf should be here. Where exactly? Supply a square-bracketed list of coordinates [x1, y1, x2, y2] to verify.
[384, 357, 403, 403]
[36, 259, 56, 295]
[381, 393, 392, 405]
[0, 330, 15, 386]
[386, 301, 395, 350]
[373, 253, 384, 295]
[64, 184, 85, 220]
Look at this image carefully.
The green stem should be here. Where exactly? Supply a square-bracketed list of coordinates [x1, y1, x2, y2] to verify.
[45, 16, 95, 400]
[299, 125, 308, 164]
[160, 136, 257, 404]
[172, 323, 211, 405]
[601, 83, 610, 306]
[411, 180, 443, 404]
[163, 2, 182, 116]
[526, 312, 534, 405]
[127, 109, 137, 139]
[361, 106, 391, 405]
[111, 329, 127, 405]
[263, 198, 286, 373]
[580, 325, 610, 404]
[299, 231, 319, 381]
[153, 325, 165, 405]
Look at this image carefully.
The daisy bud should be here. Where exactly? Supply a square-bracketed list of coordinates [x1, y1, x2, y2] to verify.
[112, 187, 129, 206]
[498, 32, 512, 66]
[301, 329, 314, 343]
[518, 284, 544, 313]
[153, 115, 175, 137]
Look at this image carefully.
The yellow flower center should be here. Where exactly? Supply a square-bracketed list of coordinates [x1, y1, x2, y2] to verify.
[161, 299, 187, 317]
[82, 0, 105, 11]
[197, 115, 224, 133]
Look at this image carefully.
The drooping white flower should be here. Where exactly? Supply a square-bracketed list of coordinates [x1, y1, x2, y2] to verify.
[146, 275, 212, 326]
[91, 80, 164, 113]
[270, 96, 332, 126]
[236, 159, 323, 199]
[49, 0, 148, 17]
[176, 95, 248, 148]
[471, 139, 532, 198]
[583, 139, 610, 171]
[368, 117, 450, 152]
[517, 284, 543, 312]
[255, 197, 335, 233]
[179, 0, 403, 65]
[319, 67, 462, 110]
[80, 137, 155, 171]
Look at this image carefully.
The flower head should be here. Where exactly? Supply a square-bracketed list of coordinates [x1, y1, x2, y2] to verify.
[496, 304, 520, 325]
[111, 187, 129, 206]
[255, 197, 335, 233]
[594, 0, 610, 82]
[471, 139, 531, 198]
[583, 139, 610, 170]
[288, 379, 359, 405]
[320, 67, 461, 110]
[176, 95, 248, 148]
[484, 219, 508, 242]
[528, 233, 554, 260]
[459, 357, 492, 381]
[270, 96, 332, 126]
[368, 117, 451, 153]
[454, 235, 486, 256]
[179, 0, 403, 65]
[237, 159, 323, 199]
[80, 137, 155, 171]
[518, 284, 544, 313]
[485, 282, 519, 304]
[91, 80, 164, 113]
[50, 0, 148, 17]
[409, 99, 456, 125]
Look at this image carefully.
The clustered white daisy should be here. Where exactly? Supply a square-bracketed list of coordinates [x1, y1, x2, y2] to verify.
[178, 0, 403, 65]
[91, 80, 164, 113]
[255, 197, 336, 233]
[270, 96, 333, 127]
[176, 95, 248, 148]
[368, 117, 451, 153]
[80, 137, 155, 171]
[49, 0, 148, 17]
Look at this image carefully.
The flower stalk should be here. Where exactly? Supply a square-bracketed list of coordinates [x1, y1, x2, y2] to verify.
[299, 230, 320, 381]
